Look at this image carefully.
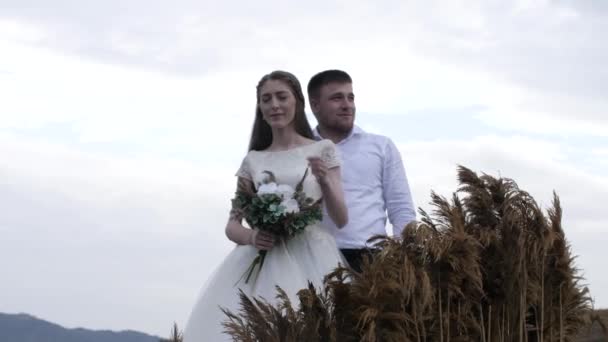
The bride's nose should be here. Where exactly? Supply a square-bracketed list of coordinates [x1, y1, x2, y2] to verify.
[271, 99, 280, 110]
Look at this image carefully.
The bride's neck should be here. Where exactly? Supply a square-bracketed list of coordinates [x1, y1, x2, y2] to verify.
[269, 127, 307, 151]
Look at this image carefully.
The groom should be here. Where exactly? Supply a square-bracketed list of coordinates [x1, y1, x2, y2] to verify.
[307, 69, 416, 272]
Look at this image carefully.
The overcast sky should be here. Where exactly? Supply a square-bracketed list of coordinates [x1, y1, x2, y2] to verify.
[1, 0, 607, 337]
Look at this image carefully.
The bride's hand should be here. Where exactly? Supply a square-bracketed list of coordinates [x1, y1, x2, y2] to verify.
[249, 230, 275, 250]
[307, 156, 329, 185]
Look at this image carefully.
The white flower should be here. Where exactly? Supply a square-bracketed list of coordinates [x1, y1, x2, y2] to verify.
[276, 184, 295, 199]
[281, 198, 300, 214]
[257, 182, 278, 195]
[259, 171, 275, 184]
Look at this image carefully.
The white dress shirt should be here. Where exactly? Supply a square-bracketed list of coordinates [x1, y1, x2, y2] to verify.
[314, 126, 416, 249]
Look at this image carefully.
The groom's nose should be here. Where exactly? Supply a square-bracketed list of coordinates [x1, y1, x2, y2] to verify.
[340, 98, 354, 110]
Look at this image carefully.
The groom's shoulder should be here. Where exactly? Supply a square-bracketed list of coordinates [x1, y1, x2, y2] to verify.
[357, 128, 393, 146]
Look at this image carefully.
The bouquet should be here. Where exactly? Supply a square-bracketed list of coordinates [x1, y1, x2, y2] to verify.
[232, 167, 323, 284]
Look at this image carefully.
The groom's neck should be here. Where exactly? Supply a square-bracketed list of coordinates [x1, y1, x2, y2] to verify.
[317, 126, 351, 144]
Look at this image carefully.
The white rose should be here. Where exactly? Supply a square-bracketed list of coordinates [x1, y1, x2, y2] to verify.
[259, 171, 275, 184]
[276, 184, 295, 199]
[257, 182, 278, 195]
[281, 198, 300, 214]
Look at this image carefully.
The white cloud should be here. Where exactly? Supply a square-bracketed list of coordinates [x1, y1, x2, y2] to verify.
[400, 135, 608, 221]
[0, 37, 261, 158]
[3, 0, 607, 136]
[394, 1, 608, 130]
[0, 133, 242, 334]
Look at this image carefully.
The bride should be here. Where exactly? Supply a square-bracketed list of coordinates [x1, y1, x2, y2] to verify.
[183, 70, 348, 341]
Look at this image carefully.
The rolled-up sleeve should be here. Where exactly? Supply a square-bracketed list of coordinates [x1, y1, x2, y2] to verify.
[382, 138, 416, 237]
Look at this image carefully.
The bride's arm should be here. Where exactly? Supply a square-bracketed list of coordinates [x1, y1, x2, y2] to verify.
[225, 177, 275, 249]
[309, 157, 348, 228]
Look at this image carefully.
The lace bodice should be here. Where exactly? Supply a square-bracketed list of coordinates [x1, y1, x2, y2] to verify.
[235, 139, 340, 201]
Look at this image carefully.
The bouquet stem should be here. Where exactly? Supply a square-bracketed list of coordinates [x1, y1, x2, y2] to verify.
[237, 250, 267, 285]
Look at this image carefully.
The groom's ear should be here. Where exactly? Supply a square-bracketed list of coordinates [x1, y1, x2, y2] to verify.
[309, 97, 319, 115]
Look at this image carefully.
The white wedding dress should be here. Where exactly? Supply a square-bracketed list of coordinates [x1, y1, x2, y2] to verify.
[183, 139, 345, 342]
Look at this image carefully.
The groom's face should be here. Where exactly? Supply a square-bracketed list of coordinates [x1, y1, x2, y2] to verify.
[311, 82, 355, 134]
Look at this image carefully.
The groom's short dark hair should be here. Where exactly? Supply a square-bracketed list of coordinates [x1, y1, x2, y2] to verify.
[307, 70, 352, 100]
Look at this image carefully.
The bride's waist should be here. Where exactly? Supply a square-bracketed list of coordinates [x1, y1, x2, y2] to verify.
[298, 224, 333, 240]
[266, 224, 331, 242]
[253, 223, 333, 242]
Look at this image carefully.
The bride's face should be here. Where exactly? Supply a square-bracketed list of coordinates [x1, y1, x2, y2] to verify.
[258, 79, 297, 129]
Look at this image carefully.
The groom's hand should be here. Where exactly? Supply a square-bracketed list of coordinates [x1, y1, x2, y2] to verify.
[307, 156, 329, 185]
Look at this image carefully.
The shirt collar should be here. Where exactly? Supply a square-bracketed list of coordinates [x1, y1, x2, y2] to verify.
[313, 125, 363, 144]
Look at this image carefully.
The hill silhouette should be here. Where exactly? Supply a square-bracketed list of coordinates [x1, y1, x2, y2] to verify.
[0, 312, 161, 342]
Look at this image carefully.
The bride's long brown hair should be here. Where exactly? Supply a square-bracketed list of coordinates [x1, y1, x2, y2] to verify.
[248, 71, 314, 151]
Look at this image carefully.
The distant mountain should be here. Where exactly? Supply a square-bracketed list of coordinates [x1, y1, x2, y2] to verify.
[0, 313, 162, 342]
